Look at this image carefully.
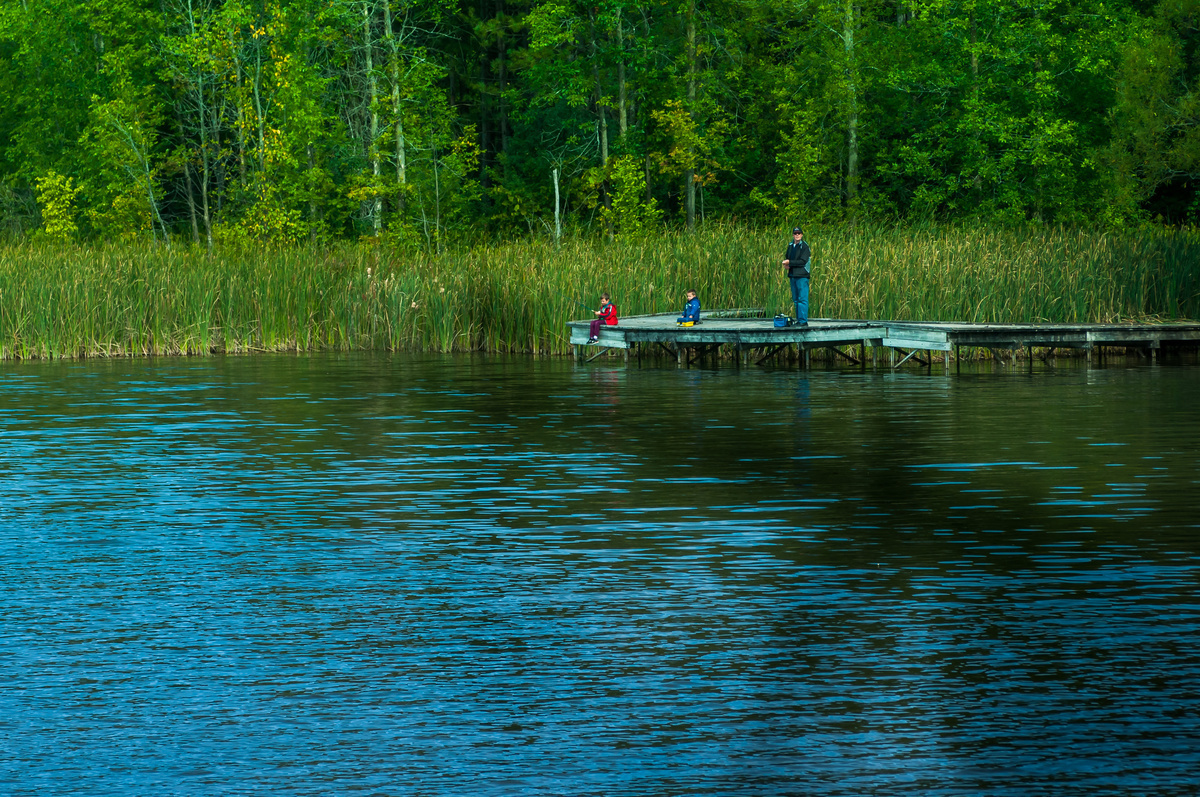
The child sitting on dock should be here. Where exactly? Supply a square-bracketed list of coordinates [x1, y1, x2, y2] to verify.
[588, 293, 618, 343]
[677, 289, 701, 326]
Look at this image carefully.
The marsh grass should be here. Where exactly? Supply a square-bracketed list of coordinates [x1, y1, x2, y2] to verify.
[1, 223, 1197, 359]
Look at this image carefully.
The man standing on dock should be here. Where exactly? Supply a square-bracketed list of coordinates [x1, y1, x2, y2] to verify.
[782, 227, 811, 326]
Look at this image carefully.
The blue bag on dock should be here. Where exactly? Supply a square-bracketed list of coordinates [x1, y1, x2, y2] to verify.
[773, 314, 792, 328]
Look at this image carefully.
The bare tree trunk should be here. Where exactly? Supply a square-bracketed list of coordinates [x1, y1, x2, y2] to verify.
[384, 0, 406, 216]
[497, 0, 509, 160]
[184, 159, 200, 243]
[599, 107, 609, 167]
[843, 0, 859, 210]
[307, 143, 319, 236]
[181, 0, 210, 247]
[685, 0, 697, 231]
[109, 116, 168, 243]
[195, 69, 213, 250]
[480, 57, 490, 195]
[970, 10, 981, 192]
[199, 106, 213, 250]
[253, 47, 266, 171]
[433, 142, 442, 253]
[617, 8, 628, 140]
[642, 8, 652, 204]
[645, 155, 653, 202]
[553, 167, 561, 248]
[590, 8, 611, 237]
[234, 52, 247, 182]
[213, 105, 224, 217]
[590, 10, 608, 167]
[360, 0, 382, 233]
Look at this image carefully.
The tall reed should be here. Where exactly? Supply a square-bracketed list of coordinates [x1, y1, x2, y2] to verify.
[1, 224, 1197, 359]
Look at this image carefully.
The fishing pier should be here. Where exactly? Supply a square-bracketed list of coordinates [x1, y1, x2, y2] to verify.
[568, 311, 1200, 369]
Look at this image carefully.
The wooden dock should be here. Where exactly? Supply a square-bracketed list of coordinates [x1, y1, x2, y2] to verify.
[568, 311, 1200, 368]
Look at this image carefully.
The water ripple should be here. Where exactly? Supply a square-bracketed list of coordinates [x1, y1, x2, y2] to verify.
[1, 355, 1199, 795]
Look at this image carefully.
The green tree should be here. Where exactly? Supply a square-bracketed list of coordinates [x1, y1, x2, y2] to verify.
[1105, 0, 1200, 223]
[33, 171, 81, 240]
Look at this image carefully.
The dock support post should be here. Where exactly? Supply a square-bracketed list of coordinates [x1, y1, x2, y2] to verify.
[1027, 345, 1033, 373]
[944, 350, 951, 376]
[573, 344, 579, 361]
[955, 344, 961, 374]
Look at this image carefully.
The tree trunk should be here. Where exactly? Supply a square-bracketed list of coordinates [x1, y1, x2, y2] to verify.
[645, 155, 653, 203]
[196, 74, 213, 250]
[110, 116, 167, 243]
[213, 106, 224, 217]
[184, 159, 200, 244]
[553, 167, 561, 247]
[433, 142, 442, 253]
[478, 0, 491, 195]
[591, 9, 608, 167]
[590, 8, 611, 236]
[308, 142, 319, 236]
[685, 0, 697, 231]
[253, 47, 266, 171]
[233, 46, 247, 182]
[617, 9, 627, 140]
[843, 0, 859, 209]
[363, 0, 381, 234]
[384, 0, 406, 216]
[970, 9, 981, 192]
[497, 0, 509, 160]
[183, 0, 212, 249]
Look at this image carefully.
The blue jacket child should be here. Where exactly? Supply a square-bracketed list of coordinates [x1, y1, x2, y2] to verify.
[677, 289, 701, 324]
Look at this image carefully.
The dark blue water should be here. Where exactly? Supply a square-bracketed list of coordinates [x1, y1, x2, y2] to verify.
[1, 354, 1198, 795]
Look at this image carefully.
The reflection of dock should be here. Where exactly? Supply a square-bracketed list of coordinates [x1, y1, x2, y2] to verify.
[568, 311, 1200, 368]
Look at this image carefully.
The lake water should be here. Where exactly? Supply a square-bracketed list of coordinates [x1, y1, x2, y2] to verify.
[2, 353, 1198, 796]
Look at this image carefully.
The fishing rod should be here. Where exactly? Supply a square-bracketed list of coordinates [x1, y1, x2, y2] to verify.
[552, 287, 595, 312]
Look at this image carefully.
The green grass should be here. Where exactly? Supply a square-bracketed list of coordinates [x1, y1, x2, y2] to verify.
[1, 223, 1197, 359]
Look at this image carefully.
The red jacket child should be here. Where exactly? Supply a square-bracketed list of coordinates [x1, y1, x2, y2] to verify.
[588, 294, 618, 342]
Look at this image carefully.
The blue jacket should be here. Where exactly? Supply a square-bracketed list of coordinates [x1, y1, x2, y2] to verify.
[678, 296, 701, 323]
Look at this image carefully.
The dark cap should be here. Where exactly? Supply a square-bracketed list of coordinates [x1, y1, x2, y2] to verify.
[792, 227, 803, 234]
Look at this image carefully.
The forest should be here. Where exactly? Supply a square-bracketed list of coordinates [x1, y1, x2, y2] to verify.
[1, 0, 1199, 246]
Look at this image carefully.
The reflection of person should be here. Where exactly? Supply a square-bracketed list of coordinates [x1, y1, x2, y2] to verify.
[781, 227, 811, 326]
[588, 292, 618, 343]
[677, 289, 701, 325]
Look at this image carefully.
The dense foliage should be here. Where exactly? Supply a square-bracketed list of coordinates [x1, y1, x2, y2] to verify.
[2, 0, 1199, 244]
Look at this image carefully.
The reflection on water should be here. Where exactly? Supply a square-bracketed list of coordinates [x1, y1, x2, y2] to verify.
[1, 354, 1199, 795]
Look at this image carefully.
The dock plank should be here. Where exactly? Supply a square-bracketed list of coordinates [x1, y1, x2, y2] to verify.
[568, 313, 1200, 362]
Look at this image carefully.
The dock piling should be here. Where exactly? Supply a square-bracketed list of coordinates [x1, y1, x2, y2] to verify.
[566, 314, 1200, 371]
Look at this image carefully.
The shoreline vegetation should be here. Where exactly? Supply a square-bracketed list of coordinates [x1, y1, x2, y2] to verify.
[1, 224, 1198, 362]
